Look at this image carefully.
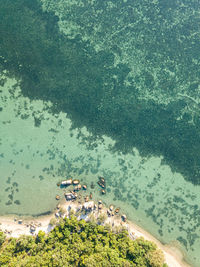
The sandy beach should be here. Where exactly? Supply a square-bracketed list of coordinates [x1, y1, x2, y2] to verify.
[0, 199, 191, 267]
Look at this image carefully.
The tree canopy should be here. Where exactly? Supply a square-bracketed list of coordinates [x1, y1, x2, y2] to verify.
[0, 216, 167, 266]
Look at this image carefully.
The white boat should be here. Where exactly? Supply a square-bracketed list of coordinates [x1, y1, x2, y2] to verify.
[61, 179, 72, 186]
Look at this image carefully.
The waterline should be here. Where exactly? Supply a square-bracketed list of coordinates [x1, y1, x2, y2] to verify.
[0, 75, 200, 266]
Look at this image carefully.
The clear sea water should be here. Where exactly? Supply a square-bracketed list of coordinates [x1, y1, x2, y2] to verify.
[0, 0, 200, 266]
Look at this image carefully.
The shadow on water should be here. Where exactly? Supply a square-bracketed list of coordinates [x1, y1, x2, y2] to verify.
[1, 0, 200, 184]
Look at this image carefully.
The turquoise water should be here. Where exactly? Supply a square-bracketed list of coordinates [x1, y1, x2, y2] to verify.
[1, 74, 200, 266]
[1, 0, 200, 266]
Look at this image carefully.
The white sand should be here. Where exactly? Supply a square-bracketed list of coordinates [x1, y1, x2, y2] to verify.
[0, 200, 191, 267]
[0, 214, 53, 238]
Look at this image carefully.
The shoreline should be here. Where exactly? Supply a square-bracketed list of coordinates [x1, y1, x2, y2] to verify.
[0, 198, 191, 267]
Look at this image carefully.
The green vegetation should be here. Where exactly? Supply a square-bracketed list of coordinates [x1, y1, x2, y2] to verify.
[0, 216, 167, 266]
[49, 218, 57, 226]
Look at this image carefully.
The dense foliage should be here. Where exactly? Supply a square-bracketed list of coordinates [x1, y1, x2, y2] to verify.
[0, 217, 167, 266]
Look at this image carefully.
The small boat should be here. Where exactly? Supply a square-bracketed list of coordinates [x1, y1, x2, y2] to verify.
[109, 205, 114, 211]
[101, 189, 106, 195]
[98, 181, 105, 188]
[115, 208, 120, 214]
[61, 179, 72, 186]
[99, 176, 105, 184]
[121, 214, 127, 222]
[73, 179, 80, 185]
[77, 184, 82, 190]
[65, 192, 76, 200]
[74, 185, 81, 191]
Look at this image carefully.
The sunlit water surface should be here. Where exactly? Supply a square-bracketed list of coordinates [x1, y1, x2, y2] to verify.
[0, 75, 200, 266]
[1, 0, 200, 266]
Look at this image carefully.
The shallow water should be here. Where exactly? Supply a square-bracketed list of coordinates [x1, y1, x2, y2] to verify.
[1, 0, 200, 266]
[1, 75, 200, 266]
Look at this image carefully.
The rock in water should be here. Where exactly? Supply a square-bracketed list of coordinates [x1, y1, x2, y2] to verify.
[90, 182, 95, 189]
